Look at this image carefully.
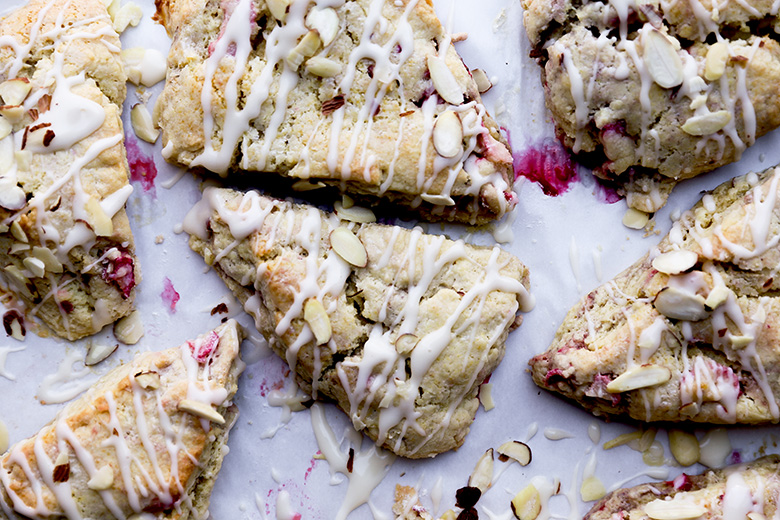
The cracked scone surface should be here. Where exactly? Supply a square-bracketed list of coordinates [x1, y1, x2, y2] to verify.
[585, 455, 780, 520]
[184, 187, 532, 458]
[154, 0, 515, 224]
[0, 320, 244, 520]
[531, 165, 780, 424]
[0, 0, 139, 340]
[522, 0, 780, 212]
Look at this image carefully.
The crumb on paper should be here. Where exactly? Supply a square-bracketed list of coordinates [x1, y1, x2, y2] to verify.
[451, 32, 468, 42]
[155, 234, 164, 244]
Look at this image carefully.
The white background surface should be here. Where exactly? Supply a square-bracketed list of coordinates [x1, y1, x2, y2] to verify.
[1, 0, 780, 518]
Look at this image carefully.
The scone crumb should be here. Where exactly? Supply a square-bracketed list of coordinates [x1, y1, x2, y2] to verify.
[155, 234, 164, 244]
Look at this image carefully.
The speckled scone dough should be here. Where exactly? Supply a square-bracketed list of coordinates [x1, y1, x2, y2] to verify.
[586, 455, 780, 520]
[154, 0, 515, 225]
[0, 0, 140, 340]
[184, 187, 532, 458]
[522, 0, 780, 212]
[0, 320, 244, 520]
[531, 165, 780, 424]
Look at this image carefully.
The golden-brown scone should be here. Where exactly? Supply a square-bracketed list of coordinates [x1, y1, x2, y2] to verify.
[0, 320, 244, 520]
[154, 0, 515, 225]
[184, 187, 533, 458]
[522, 0, 780, 212]
[585, 455, 780, 520]
[0, 0, 140, 340]
[531, 165, 780, 424]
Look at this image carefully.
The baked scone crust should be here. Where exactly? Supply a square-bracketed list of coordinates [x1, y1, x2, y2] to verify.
[585, 455, 780, 520]
[154, 0, 515, 224]
[0, 320, 244, 520]
[531, 165, 780, 424]
[184, 187, 532, 458]
[0, 0, 140, 340]
[523, 0, 780, 212]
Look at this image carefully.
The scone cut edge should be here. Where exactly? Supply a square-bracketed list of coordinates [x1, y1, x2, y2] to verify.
[184, 187, 533, 458]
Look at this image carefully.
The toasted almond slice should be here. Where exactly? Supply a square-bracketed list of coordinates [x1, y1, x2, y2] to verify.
[334, 201, 376, 223]
[606, 365, 671, 393]
[652, 251, 698, 275]
[427, 54, 464, 105]
[6, 313, 24, 341]
[306, 7, 339, 47]
[653, 286, 709, 321]
[304, 298, 332, 345]
[287, 31, 321, 71]
[84, 196, 114, 237]
[0, 78, 31, 106]
[178, 399, 226, 424]
[511, 483, 541, 520]
[0, 116, 11, 140]
[420, 193, 456, 206]
[497, 441, 532, 466]
[32, 247, 63, 273]
[681, 110, 731, 136]
[394, 333, 419, 355]
[623, 208, 649, 229]
[644, 499, 707, 520]
[471, 68, 492, 93]
[468, 448, 494, 492]
[87, 465, 114, 491]
[134, 371, 160, 390]
[668, 430, 700, 466]
[704, 41, 729, 81]
[114, 310, 145, 345]
[433, 110, 463, 158]
[580, 475, 606, 502]
[267, 0, 290, 22]
[479, 383, 495, 411]
[10, 220, 27, 243]
[330, 227, 368, 267]
[85, 342, 118, 366]
[131, 104, 159, 143]
[704, 285, 729, 310]
[22, 257, 45, 278]
[305, 56, 341, 77]
[0, 105, 24, 124]
[643, 29, 684, 88]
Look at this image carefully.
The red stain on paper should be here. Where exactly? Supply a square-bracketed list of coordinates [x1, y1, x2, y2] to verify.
[161, 277, 180, 313]
[125, 136, 158, 196]
[513, 139, 578, 196]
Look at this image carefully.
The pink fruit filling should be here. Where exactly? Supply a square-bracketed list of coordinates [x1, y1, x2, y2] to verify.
[189, 331, 220, 363]
[101, 250, 135, 298]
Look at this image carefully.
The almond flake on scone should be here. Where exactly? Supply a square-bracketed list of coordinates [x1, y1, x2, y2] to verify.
[530, 165, 780, 424]
[585, 455, 780, 520]
[153, 0, 515, 225]
[184, 187, 532, 458]
[522, 0, 780, 213]
[0, 0, 140, 340]
[0, 320, 244, 520]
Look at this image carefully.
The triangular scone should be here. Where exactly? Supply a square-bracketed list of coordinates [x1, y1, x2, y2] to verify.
[586, 455, 780, 520]
[522, 0, 780, 213]
[184, 188, 532, 458]
[531, 166, 780, 424]
[0, 0, 140, 340]
[154, 0, 515, 225]
[0, 320, 244, 520]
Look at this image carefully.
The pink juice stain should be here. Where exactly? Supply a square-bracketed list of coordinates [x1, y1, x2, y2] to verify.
[161, 277, 180, 313]
[513, 139, 578, 196]
[125, 136, 158, 196]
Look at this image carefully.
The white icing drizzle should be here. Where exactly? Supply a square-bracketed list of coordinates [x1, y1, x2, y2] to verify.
[37, 350, 94, 405]
[0, 345, 25, 381]
[543, 427, 574, 440]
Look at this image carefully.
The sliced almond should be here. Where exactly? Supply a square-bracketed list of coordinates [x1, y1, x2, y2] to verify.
[0, 116, 11, 140]
[468, 448, 494, 492]
[32, 247, 63, 273]
[134, 371, 161, 390]
[291, 179, 327, 191]
[306, 7, 339, 47]
[112, 2, 143, 33]
[85, 342, 118, 366]
[121, 47, 145, 85]
[748, 513, 767, 520]
[304, 298, 332, 345]
[728, 335, 754, 349]
[0, 78, 32, 106]
[394, 333, 419, 355]
[606, 364, 671, 393]
[305, 56, 341, 78]
[681, 110, 731, 136]
[643, 440, 666, 466]
[651, 251, 698, 275]
[427, 54, 464, 105]
[653, 286, 709, 321]
[668, 430, 700, 467]
[704, 41, 729, 81]
[178, 399, 226, 424]
[4, 311, 25, 341]
[0, 105, 24, 124]
[114, 310, 144, 345]
[22, 257, 45, 278]
[0, 180, 26, 210]
[644, 499, 707, 520]
[643, 29, 684, 88]
[637, 428, 657, 452]
[131, 104, 159, 144]
[330, 227, 368, 267]
[420, 193, 456, 206]
[511, 483, 542, 520]
[9, 242, 29, 254]
[267, 0, 290, 22]
[87, 465, 114, 490]
[0, 420, 8, 453]
[3, 265, 32, 298]
[10, 220, 27, 243]
[84, 196, 114, 237]
[433, 110, 463, 158]
[704, 285, 729, 310]
[479, 383, 495, 411]
[287, 31, 321, 71]
[623, 208, 649, 229]
[580, 475, 606, 502]
[471, 68, 492, 93]
[334, 201, 376, 223]
[497, 441, 531, 466]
